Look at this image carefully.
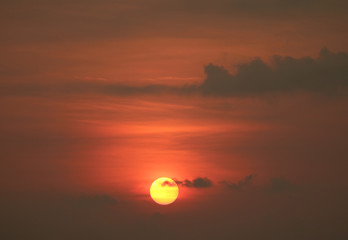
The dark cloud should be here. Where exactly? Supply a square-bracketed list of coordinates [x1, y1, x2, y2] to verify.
[161, 180, 177, 187]
[175, 177, 213, 188]
[1, 48, 347, 98]
[220, 174, 256, 190]
[202, 48, 348, 96]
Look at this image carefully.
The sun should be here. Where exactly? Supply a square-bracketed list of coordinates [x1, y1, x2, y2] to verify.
[150, 177, 179, 205]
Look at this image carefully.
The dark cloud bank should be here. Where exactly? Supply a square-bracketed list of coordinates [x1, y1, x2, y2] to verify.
[1, 48, 347, 97]
[202, 48, 348, 96]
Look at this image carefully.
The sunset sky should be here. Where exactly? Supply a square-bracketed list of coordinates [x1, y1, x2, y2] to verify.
[1, 1, 348, 239]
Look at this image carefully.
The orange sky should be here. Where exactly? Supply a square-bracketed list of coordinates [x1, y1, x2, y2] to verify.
[1, 1, 348, 239]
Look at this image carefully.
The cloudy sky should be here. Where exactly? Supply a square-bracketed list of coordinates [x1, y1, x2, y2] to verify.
[1, 1, 348, 239]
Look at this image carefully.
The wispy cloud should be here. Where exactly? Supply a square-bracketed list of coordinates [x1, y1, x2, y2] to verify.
[220, 174, 256, 190]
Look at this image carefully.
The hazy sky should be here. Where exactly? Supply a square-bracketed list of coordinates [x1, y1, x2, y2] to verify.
[1, 1, 348, 239]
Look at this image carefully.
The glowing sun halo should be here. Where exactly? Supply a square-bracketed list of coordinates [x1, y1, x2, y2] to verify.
[150, 177, 179, 205]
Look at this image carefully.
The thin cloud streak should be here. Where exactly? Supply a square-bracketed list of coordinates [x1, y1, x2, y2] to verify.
[219, 174, 257, 190]
[1, 48, 347, 98]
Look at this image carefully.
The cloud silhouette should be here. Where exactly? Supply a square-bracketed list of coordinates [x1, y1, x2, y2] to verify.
[175, 177, 213, 188]
[220, 174, 256, 190]
[1, 48, 347, 97]
[161, 180, 178, 187]
[202, 48, 348, 96]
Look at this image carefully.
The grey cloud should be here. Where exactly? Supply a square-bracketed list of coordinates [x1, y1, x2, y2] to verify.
[175, 177, 213, 188]
[202, 48, 348, 96]
[220, 174, 256, 190]
[1, 48, 347, 97]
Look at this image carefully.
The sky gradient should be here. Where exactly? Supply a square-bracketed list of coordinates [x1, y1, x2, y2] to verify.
[1, 1, 348, 239]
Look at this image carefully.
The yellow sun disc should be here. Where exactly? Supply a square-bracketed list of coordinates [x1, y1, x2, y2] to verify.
[150, 177, 179, 205]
